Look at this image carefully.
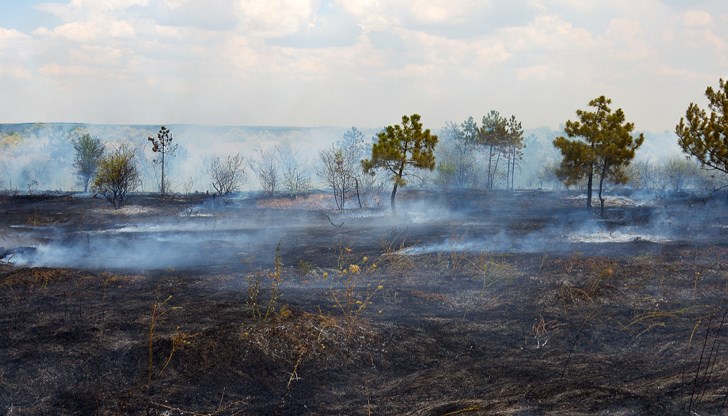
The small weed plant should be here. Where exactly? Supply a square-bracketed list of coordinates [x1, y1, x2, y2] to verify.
[247, 240, 284, 325]
[477, 255, 519, 294]
[330, 247, 383, 339]
[146, 293, 189, 389]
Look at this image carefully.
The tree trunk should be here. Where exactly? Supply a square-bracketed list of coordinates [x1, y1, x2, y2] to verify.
[391, 159, 407, 215]
[492, 152, 502, 189]
[340, 183, 345, 210]
[334, 184, 341, 210]
[390, 182, 398, 215]
[586, 168, 593, 208]
[505, 148, 512, 191]
[598, 160, 608, 217]
[511, 146, 517, 190]
[487, 145, 494, 190]
[161, 150, 165, 196]
[355, 178, 362, 209]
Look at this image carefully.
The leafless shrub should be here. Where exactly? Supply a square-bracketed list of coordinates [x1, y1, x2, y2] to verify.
[208, 153, 246, 196]
[282, 165, 311, 198]
[318, 127, 375, 209]
[252, 146, 280, 196]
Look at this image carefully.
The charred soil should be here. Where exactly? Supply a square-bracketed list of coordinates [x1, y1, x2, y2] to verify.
[1, 190, 728, 415]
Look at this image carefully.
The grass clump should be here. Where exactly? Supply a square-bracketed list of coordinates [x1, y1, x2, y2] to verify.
[329, 249, 383, 340]
[246, 240, 285, 325]
[146, 293, 194, 390]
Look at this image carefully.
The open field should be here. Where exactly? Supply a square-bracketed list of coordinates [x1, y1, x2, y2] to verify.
[1, 190, 727, 415]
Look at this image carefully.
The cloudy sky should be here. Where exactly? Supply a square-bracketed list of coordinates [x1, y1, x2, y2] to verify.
[0, 0, 726, 131]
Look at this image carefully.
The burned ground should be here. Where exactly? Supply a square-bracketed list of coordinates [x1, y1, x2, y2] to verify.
[1, 190, 727, 415]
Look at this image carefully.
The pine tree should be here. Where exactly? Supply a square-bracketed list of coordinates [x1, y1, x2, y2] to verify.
[553, 96, 644, 215]
[362, 114, 438, 214]
[676, 78, 728, 175]
[148, 126, 177, 195]
[477, 111, 508, 190]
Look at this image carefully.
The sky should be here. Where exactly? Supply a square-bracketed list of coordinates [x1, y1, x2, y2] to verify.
[0, 0, 726, 132]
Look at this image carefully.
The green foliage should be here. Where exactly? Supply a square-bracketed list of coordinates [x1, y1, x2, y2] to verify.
[0, 132, 21, 189]
[72, 133, 105, 192]
[362, 114, 438, 212]
[92, 145, 140, 209]
[0, 132, 22, 150]
[553, 96, 644, 213]
[435, 121, 478, 189]
[463, 111, 525, 190]
[676, 78, 728, 175]
[552, 137, 594, 186]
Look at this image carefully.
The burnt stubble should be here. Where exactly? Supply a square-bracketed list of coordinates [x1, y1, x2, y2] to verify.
[1, 190, 727, 415]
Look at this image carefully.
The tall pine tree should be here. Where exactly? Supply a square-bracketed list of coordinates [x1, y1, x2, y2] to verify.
[676, 78, 728, 175]
[362, 114, 438, 214]
[554, 96, 644, 215]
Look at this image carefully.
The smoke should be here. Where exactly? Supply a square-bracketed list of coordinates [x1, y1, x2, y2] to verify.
[392, 190, 715, 257]
[1, 186, 725, 272]
[0, 123, 693, 196]
[0, 123, 720, 272]
[0, 123, 385, 194]
[1, 200, 320, 270]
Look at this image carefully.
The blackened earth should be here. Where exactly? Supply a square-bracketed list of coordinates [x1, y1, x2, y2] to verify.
[1, 190, 727, 415]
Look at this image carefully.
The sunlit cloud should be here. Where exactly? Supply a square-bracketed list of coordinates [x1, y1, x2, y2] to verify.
[0, 0, 727, 131]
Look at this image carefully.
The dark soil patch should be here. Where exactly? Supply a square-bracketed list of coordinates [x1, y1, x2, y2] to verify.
[1, 191, 727, 415]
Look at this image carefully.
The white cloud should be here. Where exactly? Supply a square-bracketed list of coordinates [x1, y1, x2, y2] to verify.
[36, 0, 149, 20]
[0, 27, 34, 70]
[0, 27, 30, 41]
[237, 0, 317, 37]
[517, 64, 564, 82]
[402, 0, 486, 24]
[602, 18, 657, 62]
[502, 14, 595, 53]
[0, 65, 32, 79]
[39, 63, 93, 76]
[335, 0, 399, 32]
[2, 0, 727, 132]
[682, 10, 712, 27]
[35, 18, 136, 41]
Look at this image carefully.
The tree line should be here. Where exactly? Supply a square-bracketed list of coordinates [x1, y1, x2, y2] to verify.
[7, 77, 728, 212]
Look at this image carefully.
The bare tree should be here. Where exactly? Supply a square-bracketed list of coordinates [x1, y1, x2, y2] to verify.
[278, 145, 311, 198]
[626, 160, 659, 190]
[531, 161, 564, 190]
[282, 165, 311, 198]
[252, 146, 280, 196]
[318, 128, 366, 209]
[658, 157, 703, 192]
[208, 153, 246, 196]
[319, 145, 349, 209]
[148, 126, 177, 195]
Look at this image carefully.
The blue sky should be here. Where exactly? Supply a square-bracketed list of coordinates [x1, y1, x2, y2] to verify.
[0, 1, 61, 32]
[0, 0, 727, 132]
